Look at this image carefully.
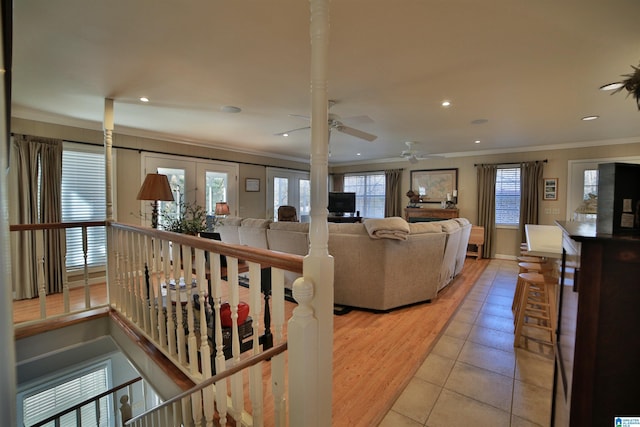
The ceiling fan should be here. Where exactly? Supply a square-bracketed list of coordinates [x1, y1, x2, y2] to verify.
[400, 141, 443, 163]
[274, 101, 378, 142]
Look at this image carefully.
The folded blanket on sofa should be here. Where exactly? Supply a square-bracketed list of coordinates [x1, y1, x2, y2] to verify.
[364, 217, 411, 240]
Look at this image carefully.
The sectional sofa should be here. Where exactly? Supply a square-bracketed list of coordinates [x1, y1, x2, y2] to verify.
[215, 216, 472, 311]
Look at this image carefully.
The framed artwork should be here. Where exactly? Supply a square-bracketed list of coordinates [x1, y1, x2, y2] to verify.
[410, 168, 458, 203]
[543, 178, 558, 201]
[245, 178, 260, 192]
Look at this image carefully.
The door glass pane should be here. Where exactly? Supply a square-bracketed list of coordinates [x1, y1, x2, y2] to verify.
[157, 167, 185, 228]
[205, 171, 228, 213]
[299, 179, 310, 222]
[274, 177, 289, 213]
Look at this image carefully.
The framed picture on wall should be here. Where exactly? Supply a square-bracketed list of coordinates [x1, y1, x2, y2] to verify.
[245, 178, 260, 192]
[410, 168, 458, 202]
[543, 178, 558, 201]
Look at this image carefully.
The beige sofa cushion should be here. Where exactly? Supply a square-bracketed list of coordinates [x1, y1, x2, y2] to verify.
[409, 222, 443, 234]
[239, 218, 271, 249]
[216, 216, 243, 244]
[267, 222, 309, 255]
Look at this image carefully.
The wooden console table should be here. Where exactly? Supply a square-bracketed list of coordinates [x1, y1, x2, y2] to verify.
[404, 207, 459, 222]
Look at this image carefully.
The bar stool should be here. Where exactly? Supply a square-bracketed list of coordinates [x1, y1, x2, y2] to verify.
[512, 261, 553, 316]
[513, 271, 557, 348]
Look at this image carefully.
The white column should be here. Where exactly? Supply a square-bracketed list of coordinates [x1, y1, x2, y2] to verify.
[0, 19, 17, 423]
[104, 98, 114, 304]
[288, 0, 334, 425]
[104, 98, 114, 221]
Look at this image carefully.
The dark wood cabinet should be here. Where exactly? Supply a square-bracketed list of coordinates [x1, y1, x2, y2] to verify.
[404, 207, 459, 222]
[553, 221, 640, 426]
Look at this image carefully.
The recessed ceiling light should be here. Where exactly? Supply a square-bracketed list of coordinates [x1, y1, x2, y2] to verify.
[139, 97, 149, 103]
[441, 100, 451, 107]
[474, 140, 481, 144]
[282, 133, 289, 137]
[221, 105, 242, 113]
[582, 115, 599, 121]
[356, 153, 361, 156]
[600, 82, 624, 91]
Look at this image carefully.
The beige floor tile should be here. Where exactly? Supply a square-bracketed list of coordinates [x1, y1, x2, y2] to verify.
[488, 285, 515, 298]
[483, 293, 514, 308]
[467, 324, 516, 354]
[444, 362, 513, 411]
[415, 352, 456, 387]
[457, 340, 516, 378]
[511, 380, 552, 426]
[426, 389, 510, 427]
[515, 348, 554, 390]
[480, 301, 514, 319]
[459, 298, 483, 313]
[443, 319, 473, 340]
[465, 290, 488, 302]
[391, 377, 442, 424]
[379, 409, 425, 427]
[452, 308, 478, 325]
[475, 311, 516, 333]
[431, 335, 465, 360]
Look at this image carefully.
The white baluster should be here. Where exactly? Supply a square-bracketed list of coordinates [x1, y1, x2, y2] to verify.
[211, 252, 228, 426]
[185, 248, 198, 374]
[82, 226, 90, 309]
[36, 229, 46, 319]
[270, 268, 286, 426]
[62, 253, 70, 313]
[248, 261, 264, 426]
[175, 244, 187, 365]
[166, 240, 177, 357]
[227, 258, 245, 423]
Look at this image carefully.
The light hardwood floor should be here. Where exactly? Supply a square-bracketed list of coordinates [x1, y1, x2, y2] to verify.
[13, 258, 489, 426]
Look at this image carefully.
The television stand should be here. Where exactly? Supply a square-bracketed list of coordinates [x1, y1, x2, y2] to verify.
[328, 215, 362, 223]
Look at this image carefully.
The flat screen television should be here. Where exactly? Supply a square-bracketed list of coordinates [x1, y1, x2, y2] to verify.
[328, 192, 356, 216]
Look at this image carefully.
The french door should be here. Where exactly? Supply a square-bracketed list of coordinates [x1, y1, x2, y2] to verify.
[141, 153, 238, 227]
[266, 167, 310, 222]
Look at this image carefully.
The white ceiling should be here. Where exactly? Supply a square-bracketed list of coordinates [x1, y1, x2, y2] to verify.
[12, 0, 640, 165]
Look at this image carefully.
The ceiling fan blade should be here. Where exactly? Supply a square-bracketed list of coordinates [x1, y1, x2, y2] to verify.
[343, 115, 374, 124]
[288, 114, 311, 121]
[274, 126, 311, 136]
[335, 125, 378, 142]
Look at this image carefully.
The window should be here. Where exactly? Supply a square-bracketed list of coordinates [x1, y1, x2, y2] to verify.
[583, 169, 598, 199]
[61, 143, 107, 268]
[343, 173, 385, 218]
[495, 167, 520, 226]
[266, 168, 311, 222]
[21, 364, 111, 427]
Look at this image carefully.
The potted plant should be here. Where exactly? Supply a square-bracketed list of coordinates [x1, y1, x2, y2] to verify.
[160, 201, 207, 235]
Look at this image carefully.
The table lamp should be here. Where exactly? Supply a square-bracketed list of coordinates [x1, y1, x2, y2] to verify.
[136, 173, 175, 228]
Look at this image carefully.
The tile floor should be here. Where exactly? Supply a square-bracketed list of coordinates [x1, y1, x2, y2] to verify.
[379, 259, 555, 427]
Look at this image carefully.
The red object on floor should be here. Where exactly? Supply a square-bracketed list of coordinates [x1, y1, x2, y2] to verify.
[220, 301, 250, 327]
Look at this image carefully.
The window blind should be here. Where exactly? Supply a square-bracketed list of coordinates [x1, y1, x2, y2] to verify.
[495, 167, 521, 225]
[61, 147, 107, 268]
[23, 366, 110, 427]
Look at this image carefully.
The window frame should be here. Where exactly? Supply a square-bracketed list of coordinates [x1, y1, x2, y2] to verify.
[495, 166, 521, 228]
[343, 171, 386, 219]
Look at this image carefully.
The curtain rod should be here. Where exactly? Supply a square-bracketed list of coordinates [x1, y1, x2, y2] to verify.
[474, 159, 547, 167]
[12, 133, 311, 172]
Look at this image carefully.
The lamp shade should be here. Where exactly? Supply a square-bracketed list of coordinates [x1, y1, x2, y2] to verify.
[215, 202, 230, 216]
[136, 173, 175, 201]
